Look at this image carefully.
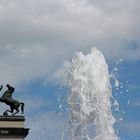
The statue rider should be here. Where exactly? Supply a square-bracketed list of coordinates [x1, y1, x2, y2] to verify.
[1, 84, 15, 103]
[0, 84, 24, 116]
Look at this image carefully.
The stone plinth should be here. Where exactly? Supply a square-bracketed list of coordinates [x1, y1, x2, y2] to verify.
[0, 116, 29, 140]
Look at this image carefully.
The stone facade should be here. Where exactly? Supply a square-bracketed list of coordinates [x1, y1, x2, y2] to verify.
[0, 116, 29, 140]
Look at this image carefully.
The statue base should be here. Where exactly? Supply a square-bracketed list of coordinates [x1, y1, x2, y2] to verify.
[0, 116, 29, 140]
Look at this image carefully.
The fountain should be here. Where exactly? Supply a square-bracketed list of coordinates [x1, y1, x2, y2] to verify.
[67, 47, 118, 140]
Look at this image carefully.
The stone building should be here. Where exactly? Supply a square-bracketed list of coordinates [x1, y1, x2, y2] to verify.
[0, 116, 29, 140]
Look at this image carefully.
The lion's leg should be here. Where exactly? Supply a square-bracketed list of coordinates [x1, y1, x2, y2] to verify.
[3, 109, 13, 116]
[12, 107, 19, 116]
[12, 111, 19, 116]
[0, 97, 4, 102]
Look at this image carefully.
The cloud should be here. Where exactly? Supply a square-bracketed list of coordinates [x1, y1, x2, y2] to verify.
[0, 0, 140, 85]
[128, 84, 139, 91]
[26, 112, 67, 140]
[130, 98, 140, 107]
[119, 121, 140, 136]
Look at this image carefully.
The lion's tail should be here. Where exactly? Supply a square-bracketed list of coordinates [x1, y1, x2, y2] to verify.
[20, 102, 25, 114]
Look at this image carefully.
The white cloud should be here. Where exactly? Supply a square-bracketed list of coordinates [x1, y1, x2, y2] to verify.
[130, 98, 140, 107]
[119, 121, 140, 135]
[26, 112, 67, 140]
[0, 0, 139, 85]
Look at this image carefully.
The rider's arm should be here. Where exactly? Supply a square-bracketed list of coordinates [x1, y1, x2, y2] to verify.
[0, 85, 3, 91]
[7, 84, 15, 93]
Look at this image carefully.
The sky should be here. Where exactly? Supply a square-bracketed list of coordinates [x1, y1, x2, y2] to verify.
[0, 0, 139, 140]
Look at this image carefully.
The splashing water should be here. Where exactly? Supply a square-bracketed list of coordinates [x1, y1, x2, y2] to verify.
[67, 47, 118, 140]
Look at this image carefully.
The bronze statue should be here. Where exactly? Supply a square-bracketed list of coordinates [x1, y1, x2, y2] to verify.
[0, 84, 24, 116]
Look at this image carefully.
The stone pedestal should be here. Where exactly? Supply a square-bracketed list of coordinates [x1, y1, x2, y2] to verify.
[0, 116, 29, 140]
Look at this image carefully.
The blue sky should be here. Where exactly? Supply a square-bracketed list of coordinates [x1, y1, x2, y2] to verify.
[13, 58, 140, 140]
[9, 55, 139, 140]
[0, 0, 140, 140]
[111, 60, 140, 140]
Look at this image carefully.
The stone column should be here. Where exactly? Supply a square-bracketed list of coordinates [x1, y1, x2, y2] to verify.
[0, 116, 29, 140]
